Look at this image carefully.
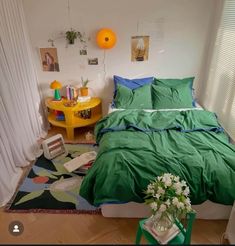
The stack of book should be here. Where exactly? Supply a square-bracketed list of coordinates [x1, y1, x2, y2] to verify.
[77, 96, 91, 102]
[79, 109, 91, 119]
[66, 85, 78, 100]
[142, 217, 180, 244]
[73, 160, 94, 175]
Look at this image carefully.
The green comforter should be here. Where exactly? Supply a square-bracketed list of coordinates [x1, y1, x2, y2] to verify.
[79, 109, 235, 206]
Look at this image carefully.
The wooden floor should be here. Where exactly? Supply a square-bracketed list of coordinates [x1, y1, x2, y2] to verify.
[0, 126, 229, 244]
[0, 208, 229, 244]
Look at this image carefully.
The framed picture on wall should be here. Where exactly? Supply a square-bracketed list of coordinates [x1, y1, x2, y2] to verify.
[39, 47, 60, 72]
[80, 49, 87, 55]
[131, 36, 149, 62]
[88, 58, 98, 65]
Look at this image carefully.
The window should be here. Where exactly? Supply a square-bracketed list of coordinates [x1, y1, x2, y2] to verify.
[203, 0, 235, 141]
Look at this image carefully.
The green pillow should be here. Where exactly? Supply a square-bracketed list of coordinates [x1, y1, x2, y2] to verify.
[152, 83, 194, 109]
[152, 77, 195, 109]
[114, 83, 152, 109]
[154, 77, 195, 87]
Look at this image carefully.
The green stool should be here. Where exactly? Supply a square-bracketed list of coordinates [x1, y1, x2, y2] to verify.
[135, 212, 196, 245]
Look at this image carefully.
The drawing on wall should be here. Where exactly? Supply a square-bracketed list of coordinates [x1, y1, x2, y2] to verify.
[40, 48, 60, 72]
[88, 58, 98, 65]
[131, 36, 149, 62]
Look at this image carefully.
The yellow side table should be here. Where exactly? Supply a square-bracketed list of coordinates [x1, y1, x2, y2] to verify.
[45, 97, 102, 140]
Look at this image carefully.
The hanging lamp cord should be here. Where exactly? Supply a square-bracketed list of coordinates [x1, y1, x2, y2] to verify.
[103, 49, 107, 83]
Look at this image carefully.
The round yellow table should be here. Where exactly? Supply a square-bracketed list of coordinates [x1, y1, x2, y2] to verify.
[45, 97, 102, 140]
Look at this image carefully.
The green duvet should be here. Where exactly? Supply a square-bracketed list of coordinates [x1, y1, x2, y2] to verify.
[79, 109, 235, 206]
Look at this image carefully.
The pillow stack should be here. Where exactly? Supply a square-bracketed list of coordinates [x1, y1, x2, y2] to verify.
[112, 75, 195, 110]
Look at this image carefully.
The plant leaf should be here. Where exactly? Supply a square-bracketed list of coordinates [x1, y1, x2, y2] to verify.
[37, 169, 57, 179]
[15, 190, 44, 205]
[49, 190, 78, 206]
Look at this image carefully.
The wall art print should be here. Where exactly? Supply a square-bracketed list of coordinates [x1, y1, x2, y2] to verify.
[40, 47, 60, 72]
[131, 36, 149, 62]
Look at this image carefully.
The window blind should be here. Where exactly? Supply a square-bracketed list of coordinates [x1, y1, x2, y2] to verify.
[203, 0, 235, 141]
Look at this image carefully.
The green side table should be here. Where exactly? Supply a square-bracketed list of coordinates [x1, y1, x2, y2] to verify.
[135, 212, 196, 245]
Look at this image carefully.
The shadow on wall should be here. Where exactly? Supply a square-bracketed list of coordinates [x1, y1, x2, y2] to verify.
[98, 76, 114, 115]
[212, 73, 235, 123]
[38, 82, 53, 130]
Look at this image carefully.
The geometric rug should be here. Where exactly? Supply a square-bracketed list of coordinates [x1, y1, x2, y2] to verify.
[5, 144, 101, 214]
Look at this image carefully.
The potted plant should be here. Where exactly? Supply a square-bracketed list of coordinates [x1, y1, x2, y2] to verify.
[80, 77, 90, 96]
[65, 28, 82, 44]
[144, 173, 193, 233]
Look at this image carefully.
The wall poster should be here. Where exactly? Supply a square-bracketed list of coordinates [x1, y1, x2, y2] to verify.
[39, 47, 60, 72]
[131, 36, 149, 62]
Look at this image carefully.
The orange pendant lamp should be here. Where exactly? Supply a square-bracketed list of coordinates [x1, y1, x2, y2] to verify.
[96, 28, 117, 49]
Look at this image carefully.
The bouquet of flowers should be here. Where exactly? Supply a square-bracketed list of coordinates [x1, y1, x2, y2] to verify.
[144, 173, 192, 223]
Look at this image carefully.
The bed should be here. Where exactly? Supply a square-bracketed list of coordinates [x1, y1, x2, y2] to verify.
[79, 76, 235, 219]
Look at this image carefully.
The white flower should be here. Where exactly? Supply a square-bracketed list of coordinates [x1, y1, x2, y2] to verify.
[147, 184, 155, 195]
[163, 173, 170, 178]
[176, 188, 182, 195]
[145, 173, 192, 221]
[177, 202, 185, 209]
[150, 202, 158, 211]
[165, 199, 171, 206]
[147, 187, 154, 195]
[183, 187, 190, 196]
[185, 198, 191, 205]
[186, 205, 192, 212]
[172, 197, 179, 206]
[159, 204, 167, 212]
[174, 176, 180, 182]
[157, 187, 165, 195]
[153, 193, 160, 199]
[173, 182, 182, 189]
[173, 182, 182, 195]
[162, 174, 172, 187]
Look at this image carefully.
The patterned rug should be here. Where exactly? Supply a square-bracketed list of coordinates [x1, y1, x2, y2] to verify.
[5, 144, 101, 214]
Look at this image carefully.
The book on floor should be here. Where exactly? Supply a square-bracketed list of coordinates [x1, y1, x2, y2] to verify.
[73, 160, 94, 175]
[142, 217, 180, 244]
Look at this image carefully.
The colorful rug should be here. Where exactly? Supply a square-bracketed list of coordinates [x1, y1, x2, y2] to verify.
[6, 144, 101, 214]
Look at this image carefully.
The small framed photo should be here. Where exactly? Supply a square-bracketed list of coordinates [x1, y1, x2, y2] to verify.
[88, 58, 98, 65]
[80, 49, 87, 55]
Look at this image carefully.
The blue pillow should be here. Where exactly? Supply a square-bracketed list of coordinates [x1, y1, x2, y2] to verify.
[112, 75, 154, 107]
[114, 75, 153, 90]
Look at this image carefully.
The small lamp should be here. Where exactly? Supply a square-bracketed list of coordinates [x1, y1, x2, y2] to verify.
[50, 80, 62, 100]
[96, 28, 117, 49]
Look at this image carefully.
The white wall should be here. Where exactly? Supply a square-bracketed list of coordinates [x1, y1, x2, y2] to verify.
[23, 0, 217, 114]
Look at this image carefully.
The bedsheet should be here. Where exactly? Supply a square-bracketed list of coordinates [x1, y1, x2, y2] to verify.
[79, 109, 235, 206]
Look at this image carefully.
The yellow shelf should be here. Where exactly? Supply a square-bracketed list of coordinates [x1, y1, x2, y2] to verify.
[48, 113, 102, 128]
[45, 97, 102, 140]
[72, 114, 102, 127]
[45, 97, 101, 112]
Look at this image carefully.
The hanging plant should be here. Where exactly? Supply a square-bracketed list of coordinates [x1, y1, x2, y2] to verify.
[65, 28, 84, 44]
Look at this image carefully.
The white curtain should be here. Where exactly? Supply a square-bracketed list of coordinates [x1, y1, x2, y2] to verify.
[0, 0, 46, 206]
[199, 0, 235, 141]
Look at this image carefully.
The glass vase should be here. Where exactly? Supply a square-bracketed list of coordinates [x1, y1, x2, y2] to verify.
[152, 213, 174, 233]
